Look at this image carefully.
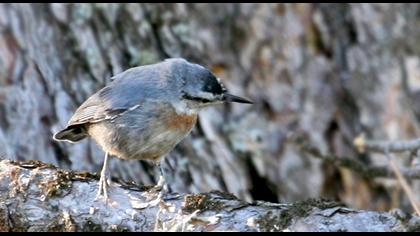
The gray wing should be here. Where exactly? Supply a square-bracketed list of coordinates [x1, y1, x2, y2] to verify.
[67, 87, 128, 126]
[67, 65, 170, 127]
[53, 83, 140, 143]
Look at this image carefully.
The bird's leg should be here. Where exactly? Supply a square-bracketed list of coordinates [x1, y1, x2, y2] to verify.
[154, 162, 169, 194]
[156, 174, 166, 190]
[95, 152, 111, 200]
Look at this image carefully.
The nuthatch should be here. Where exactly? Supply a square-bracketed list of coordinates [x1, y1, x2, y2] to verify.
[53, 58, 252, 199]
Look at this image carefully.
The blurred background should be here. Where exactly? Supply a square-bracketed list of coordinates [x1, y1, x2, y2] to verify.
[0, 3, 419, 213]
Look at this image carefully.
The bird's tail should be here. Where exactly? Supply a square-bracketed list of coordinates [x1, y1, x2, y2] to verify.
[53, 125, 88, 143]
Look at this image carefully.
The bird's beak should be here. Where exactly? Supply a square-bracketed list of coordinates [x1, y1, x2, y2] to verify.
[223, 93, 253, 104]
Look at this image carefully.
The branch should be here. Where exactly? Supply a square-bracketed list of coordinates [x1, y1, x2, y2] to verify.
[0, 159, 418, 232]
[286, 133, 420, 180]
[353, 134, 420, 215]
[385, 152, 420, 216]
[353, 134, 420, 154]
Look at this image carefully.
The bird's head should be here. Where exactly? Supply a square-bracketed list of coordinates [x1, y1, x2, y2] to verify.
[167, 58, 253, 112]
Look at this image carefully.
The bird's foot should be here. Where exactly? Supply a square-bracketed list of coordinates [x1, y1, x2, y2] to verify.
[153, 175, 169, 194]
[95, 174, 110, 201]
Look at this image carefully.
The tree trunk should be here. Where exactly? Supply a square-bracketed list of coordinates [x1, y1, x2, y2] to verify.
[0, 3, 420, 215]
[1, 159, 418, 232]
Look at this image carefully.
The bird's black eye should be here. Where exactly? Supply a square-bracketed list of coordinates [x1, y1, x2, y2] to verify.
[202, 73, 224, 95]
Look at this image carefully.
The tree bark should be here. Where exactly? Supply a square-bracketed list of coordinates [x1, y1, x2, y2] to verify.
[0, 159, 418, 232]
[1, 3, 420, 215]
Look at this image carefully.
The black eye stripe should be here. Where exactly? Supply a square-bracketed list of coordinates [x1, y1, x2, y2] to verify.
[182, 94, 211, 103]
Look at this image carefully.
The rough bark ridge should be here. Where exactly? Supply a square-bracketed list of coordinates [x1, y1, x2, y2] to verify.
[1, 159, 419, 232]
[1, 3, 420, 213]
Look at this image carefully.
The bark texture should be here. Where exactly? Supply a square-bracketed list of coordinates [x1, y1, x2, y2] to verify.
[1, 159, 419, 232]
[0, 3, 420, 214]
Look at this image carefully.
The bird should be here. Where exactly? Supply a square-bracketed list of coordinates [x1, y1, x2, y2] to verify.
[53, 58, 253, 200]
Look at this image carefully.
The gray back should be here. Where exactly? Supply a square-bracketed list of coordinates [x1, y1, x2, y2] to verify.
[67, 58, 189, 126]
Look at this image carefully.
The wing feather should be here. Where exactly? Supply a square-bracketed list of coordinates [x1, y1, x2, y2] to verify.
[66, 64, 165, 127]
